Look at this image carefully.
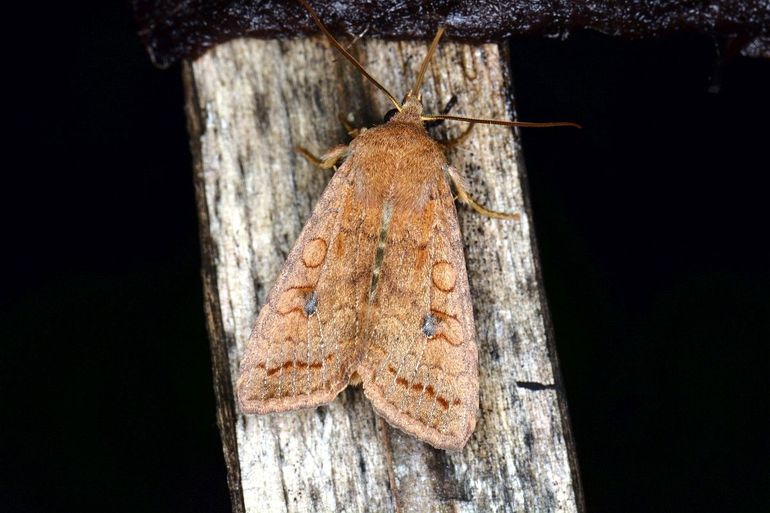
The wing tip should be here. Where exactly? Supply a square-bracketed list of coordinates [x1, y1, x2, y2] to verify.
[235, 374, 350, 414]
[362, 384, 477, 451]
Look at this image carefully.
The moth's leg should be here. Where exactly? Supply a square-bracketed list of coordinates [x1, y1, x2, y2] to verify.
[425, 94, 458, 129]
[296, 144, 348, 170]
[445, 165, 521, 220]
[338, 113, 368, 139]
[438, 122, 475, 150]
[425, 94, 474, 149]
[296, 147, 323, 167]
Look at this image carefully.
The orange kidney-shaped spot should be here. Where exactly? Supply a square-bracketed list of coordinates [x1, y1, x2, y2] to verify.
[431, 261, 456, 292]
[302, 238, 328, 268]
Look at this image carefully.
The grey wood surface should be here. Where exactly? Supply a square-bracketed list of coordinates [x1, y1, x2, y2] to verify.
[183, 35, 583, 513]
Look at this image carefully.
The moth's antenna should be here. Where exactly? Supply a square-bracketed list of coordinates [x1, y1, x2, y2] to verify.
[421, 113, 582, 129]
[411, 27, 445, 98]
[298, 0, 402, 111]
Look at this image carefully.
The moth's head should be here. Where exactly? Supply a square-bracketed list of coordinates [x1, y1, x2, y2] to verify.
[384, 94, 423, 124]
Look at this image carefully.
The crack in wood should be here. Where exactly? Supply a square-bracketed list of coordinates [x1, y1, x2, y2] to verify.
[515, 380, 557, 391]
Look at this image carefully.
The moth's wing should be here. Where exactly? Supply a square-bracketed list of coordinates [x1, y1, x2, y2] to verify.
[237, 162, 379, 413]
[357, 175, 479, 450]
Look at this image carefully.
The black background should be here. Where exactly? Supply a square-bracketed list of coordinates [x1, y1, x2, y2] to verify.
[3, 3, 768, 513]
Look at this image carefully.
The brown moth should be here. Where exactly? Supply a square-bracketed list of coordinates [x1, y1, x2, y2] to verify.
[236, 0, 578, 450]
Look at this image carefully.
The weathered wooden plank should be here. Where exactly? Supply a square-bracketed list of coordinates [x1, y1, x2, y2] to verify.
[183, 35, 583, 513]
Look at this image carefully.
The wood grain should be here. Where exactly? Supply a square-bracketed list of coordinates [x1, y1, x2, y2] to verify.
[183, 36, 583, 513]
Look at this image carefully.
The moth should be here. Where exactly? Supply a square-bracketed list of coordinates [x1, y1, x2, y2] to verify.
[236, 0, 577, 450]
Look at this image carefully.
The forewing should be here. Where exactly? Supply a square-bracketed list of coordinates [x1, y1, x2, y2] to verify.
[237, 162, 379, 413]
[357, 175, 478, 450]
